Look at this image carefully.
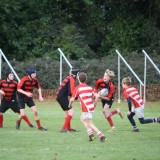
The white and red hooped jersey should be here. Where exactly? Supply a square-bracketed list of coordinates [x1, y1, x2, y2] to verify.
[123, 86, 144, 108]
[72, 83, 95, 112]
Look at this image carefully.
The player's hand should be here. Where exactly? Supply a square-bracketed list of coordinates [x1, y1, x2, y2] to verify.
[39, 96, 44, 102]
[26, 92, 33, 97]
[0, 90, 5, 96]
[127, 111, 131, 115]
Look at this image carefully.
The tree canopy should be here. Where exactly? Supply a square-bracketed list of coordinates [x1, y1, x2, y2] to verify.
[0, 0, 160, 61]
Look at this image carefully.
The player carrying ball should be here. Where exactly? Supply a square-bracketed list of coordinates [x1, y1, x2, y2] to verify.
[94, 69, 124, 132]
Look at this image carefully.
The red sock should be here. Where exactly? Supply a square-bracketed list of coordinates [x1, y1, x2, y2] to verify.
[97, 132, 105, 138]
[62, 115, 72, 130]
[67, 122, 71, 131]
[17, 119, 21, 123]
[36, 119, 41, 128]
[23, 115, 31, 125]
[110, 110, 118, 116]
[106, 115, 114, 127]
[0, 114, 3, 127]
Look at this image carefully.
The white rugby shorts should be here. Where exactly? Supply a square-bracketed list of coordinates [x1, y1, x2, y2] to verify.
[132, 105, 144, 118]
[81, 112, 93, 120]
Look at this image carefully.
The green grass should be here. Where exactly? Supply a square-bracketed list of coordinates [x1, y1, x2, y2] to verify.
[0, 100, 160, 160]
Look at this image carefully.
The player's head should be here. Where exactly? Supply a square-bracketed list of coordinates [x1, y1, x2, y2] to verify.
[6, 70, 14, 81]
[103, 69, 115, 82]
[69, 67, 80, 77]
[27, 67, 36, 78]
[122, 77, 132, 88]
[78, 72, 87, 83]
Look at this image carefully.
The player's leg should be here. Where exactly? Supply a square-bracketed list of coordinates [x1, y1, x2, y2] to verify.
[27, 99, 47, 131]
[135, 105, 159, 124]
[127, 111, 139, 132]
[110, 108, 124, 119]
[30, 105, 47, 131]
[16, 98, 26, 129]
[57, 97, 77, 132]
[0, 100, 10, 127]
[81, 113, 107, 142]
[102, 101, 116, 132]
[0, 112, 3, 128]
[80, 114, 94, 140]
[11, 102, 34, 128]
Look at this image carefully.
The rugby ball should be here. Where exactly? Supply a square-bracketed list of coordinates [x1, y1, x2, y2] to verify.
[99, 88, 109, 96]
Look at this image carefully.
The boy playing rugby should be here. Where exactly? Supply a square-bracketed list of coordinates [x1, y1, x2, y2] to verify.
[95, 69, 124, 132]
[122, 76, 160, 132]
[69, 72, 107, 142]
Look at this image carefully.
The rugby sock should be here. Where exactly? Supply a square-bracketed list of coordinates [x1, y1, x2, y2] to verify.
[87, 129, 93, 136]
[0, 114, 3, 127]
[97, 131, 105, 138]
[23, 115, 31, 125]
[67, 121, 71, 131]
[153, 118, 157, 122]
[106, 115, 114, 127]
[62, 115, 72, 130]
[64, 117, 71, 131]
[36, 120, 41, 128]
[110, 110, 118, 116]
[17, 119, 21, 123]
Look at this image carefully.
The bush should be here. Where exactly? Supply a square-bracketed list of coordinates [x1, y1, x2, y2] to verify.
[1, 51, 159, 89]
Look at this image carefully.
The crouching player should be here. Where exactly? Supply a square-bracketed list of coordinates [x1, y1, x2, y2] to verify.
[122, 76, 160, 132]
[69, 72, 107, 142]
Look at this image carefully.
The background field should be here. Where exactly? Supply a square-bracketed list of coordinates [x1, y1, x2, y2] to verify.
[0, 100, 160, 160]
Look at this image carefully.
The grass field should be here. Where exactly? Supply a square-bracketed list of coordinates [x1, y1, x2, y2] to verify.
[0, 100, 160, 160]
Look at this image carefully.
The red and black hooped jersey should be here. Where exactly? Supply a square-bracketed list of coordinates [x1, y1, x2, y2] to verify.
[17, 76, 40, 98]
[55, 75, 75, 99]
[0, 79, 17, 102]
[94, 78, 115, 99]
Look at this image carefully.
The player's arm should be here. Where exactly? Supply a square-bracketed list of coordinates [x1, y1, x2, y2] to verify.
[17, 88, 33, 97]
[37, 87, 44, 102]
[0, 90, 5, 96]
[17, 78, 33, 97]
[94, 79, 100, 93]
[93, 92, 99, 107]
[68, 97, 75, 108]
[127, 97, 132, 112]
[100, 96, 110, 101]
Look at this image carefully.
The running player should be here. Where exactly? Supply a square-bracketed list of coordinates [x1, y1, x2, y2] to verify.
[94, 69, 123, 132]
[17, 67, 47, 131]
[69, 72, 107, 142]
[122, 76, 160, 132]
[0, 71, 34, 128]
[55, 67, 79, 132]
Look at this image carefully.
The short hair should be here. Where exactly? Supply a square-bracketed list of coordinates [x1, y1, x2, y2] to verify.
[78, 72, 87, 83]
[122, 77, 132, 86]
[105, 69, 115, 78]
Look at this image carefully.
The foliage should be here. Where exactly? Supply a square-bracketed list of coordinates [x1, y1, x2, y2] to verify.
[0, 0, 160, 60]
[1, 52, 159, 89]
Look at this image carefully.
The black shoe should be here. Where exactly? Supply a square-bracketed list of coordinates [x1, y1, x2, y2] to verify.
[89, 134, 96, 141]
[132, 128, 140, 132]
[100, 136, 107, 142]
[60, 129, 69, 133]
[69, 129, 80, 132]
[29, 124, 35, 128]
[16, 121, 21, 129]
[157, 117, 160, 123]
[38, 127, 47, 131]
